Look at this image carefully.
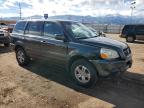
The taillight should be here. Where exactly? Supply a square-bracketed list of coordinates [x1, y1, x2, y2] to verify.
[4, 31, 9, 37]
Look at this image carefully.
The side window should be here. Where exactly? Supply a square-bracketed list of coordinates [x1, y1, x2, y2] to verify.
[25, 21, 43, 36]
[136, 26, 144, 35]
[44, 22, 63, 38]
[13, 21, 26, 33]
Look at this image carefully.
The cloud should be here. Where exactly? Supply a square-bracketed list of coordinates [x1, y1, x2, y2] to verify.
[0, 0, 143, 17]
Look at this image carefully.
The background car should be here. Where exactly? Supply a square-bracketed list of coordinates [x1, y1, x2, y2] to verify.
[2, 24, 15, 33]
[121, 24, 144, 42]
[0, 29, 10, 47]
[121, 25, 135, 38]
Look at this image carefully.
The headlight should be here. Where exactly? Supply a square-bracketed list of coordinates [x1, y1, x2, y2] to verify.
[100, 48, 119, 59]
[4, 31, 9, 37]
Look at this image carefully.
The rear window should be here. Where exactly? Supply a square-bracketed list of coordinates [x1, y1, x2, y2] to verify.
[13, 21, 27, 33]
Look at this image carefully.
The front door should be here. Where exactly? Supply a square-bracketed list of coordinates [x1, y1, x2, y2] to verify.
[39, 21, 68, 66]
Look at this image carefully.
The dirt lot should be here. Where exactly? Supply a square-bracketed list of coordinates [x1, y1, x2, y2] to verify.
[0, 34, 144, 108]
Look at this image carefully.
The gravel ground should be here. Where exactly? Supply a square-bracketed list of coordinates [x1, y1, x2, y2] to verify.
[0, 34, 144, 108]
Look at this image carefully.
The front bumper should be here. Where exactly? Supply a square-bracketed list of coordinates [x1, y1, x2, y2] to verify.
[0, 36, 10, 44]
[90, 55, 132, 77]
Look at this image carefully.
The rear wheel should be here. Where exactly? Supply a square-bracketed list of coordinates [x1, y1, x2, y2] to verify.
[71, 59, 98, 87]
[16, 47, 30, 66]
[126, 36, 135, 43]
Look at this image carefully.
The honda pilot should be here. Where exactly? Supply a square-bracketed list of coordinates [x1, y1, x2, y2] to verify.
[11, 20, 132, 87]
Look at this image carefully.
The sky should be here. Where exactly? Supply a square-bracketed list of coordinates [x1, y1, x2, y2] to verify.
[0, 0, 143, 17]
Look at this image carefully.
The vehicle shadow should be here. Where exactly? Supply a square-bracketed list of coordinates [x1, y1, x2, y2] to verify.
[0, 45, 13, 53]
[24, 61, 144, 108]
[133, 40, 144, 44]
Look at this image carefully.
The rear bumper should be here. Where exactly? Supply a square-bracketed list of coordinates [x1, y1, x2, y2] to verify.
[90, 56, 132, 77]
[0, 36, 10, 44]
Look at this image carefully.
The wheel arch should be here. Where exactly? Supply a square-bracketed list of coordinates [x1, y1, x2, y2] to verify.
[15, 45, 24, 51]
[14, 41, 25, 51]
[68, 55, 99, 76]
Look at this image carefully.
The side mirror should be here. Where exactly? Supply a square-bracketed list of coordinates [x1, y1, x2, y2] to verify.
[54, 34, 65, 41]
[98, 31, 106, 37]
[98, 31, 102, 36]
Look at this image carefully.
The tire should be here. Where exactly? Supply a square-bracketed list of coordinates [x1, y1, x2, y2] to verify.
[71, 59, 98, 87]
[4, 43, 10, 47]
[16, 47, 30, 66]
[126, 36, 135, 43]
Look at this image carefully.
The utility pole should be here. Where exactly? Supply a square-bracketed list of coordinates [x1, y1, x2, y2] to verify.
[1, 16, 2, 22]
[130, 1, 136, 24]
[0, 16, 2, 28]
[19, 2, 22, 19]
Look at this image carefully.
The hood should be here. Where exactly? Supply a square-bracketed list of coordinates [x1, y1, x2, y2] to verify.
[79, 37, 127, 49]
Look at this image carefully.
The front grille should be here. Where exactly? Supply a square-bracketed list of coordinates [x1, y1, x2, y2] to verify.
[123, 47, 131, 56]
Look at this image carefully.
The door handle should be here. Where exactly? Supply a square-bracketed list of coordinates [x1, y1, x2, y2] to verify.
[40, 40, 47, 43]
[40, 40, 58, 46]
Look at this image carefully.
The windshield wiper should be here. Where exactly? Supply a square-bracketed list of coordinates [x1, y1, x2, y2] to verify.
[76, 35, 98, 40]
[76, 37, 89, 39]
[91, 35, 98, 38]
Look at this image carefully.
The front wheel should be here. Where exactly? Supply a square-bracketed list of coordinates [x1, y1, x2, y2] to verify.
[71, 59, 98, 87]
[16, 47, 30, 66]
[126, 36, 135, 43]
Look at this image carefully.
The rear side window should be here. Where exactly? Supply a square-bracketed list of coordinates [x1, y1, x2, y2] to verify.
[25, 21, 43, 36]
[136, 25, 144, 34]
[13, 21, 26, 33]
[44, 22, 63, 38]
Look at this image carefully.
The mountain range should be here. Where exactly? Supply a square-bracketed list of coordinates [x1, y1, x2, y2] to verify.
[2, 14, 144, 25]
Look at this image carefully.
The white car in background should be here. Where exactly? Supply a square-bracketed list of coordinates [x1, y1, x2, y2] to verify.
[0, 29, 10, 47]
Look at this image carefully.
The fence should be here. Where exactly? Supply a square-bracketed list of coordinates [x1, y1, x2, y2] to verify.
[84, 23, 124, 34]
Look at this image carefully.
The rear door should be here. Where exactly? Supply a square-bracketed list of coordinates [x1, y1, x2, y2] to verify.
[24, 21, 44, 58]
[40, 21, 68, 65]
[135, 25, 144, 40]
[11, 21, 27, 43]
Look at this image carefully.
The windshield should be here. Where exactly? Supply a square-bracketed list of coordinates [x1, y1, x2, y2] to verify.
[8, 24, 15, 28]
[62, 22, 97, 39]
